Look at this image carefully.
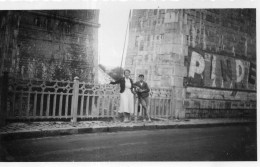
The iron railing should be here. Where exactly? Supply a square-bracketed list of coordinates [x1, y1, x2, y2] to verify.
[5, 77, 175, 122]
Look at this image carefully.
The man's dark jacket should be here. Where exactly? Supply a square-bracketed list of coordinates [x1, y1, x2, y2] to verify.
[110, 78, 134, 93]
[134, 81, 150, 98]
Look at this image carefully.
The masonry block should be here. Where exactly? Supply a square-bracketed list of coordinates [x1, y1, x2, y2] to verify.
[125, 9, 256, 119]
[174, 65, 187, 77]
[175, 100, 184, 109]
[175, 87, 185, 100]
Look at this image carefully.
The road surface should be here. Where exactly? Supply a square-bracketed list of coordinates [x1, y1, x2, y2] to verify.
[2, 125, 257, 161]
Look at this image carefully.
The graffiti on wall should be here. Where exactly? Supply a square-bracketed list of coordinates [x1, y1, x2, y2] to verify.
[185, 48, 256, 90]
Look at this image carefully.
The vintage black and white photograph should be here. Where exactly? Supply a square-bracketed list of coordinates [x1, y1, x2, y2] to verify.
[0, 0, 258, 164]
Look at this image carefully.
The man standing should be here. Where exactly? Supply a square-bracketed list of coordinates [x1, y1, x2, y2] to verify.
[134, 74, 151, 122]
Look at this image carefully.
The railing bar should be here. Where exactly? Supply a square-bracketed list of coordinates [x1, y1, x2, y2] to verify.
[169, 99, 172, 118]
[166, 99, 170, 118]
[158, 99, 162, 118]
[106, 96, 111, 116]
[91, 95, 95, 117]
[53, 90, 57, 116]
[86, 96, 90, 117]
[102, 96, 105, 117]
[165, 99, 167, 117]
[162, 99, 165, 117]
[169, 97, 172, 119]
[111, 97, 114, 118]
[153, 98, 156, 117]
[70, 94, 74, 117]
[80, 95, 84, 117]
[106, 96, 110, 116]
[152, 99, 156, 117]
[96, 96, 101, 117]
[149, 98, 153, 117]
[46, 92, 50, 117]
[106, 96, 110, 117]
[33, 92, 37, 117]
[147, 98, 150, 118]
[171, 87, 175, 119]
[40, 93, 44, 117]
[166, 99, 169, 117]
[154, 98, 157, 117]
[160, 99, 163, 117]
[26, 92, 31, 117]
[149, 98, 152, 118]
[59, 92, 63, 117]
[11, 90, 73, 95]
[156, 98, 159, 117]
[19, 91, 23, 117]
[158, 99, 161, 117]
[65, 95, 69, 117]
[151, 98, 154, 118]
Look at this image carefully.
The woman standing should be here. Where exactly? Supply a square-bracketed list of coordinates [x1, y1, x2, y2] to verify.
[110, 69, 134, 122]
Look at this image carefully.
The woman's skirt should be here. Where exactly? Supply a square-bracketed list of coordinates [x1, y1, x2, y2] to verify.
[119, 88, 134, 114]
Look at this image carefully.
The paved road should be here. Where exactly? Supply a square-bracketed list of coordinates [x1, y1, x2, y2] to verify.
[1, 125, 257, 161]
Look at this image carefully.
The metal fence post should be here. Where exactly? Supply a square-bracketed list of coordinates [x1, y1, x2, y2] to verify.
[0, 71, 9, 127]
[72, 76, 79, 123]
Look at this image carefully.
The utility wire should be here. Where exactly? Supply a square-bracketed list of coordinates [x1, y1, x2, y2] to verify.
[120, 10, 131, 76]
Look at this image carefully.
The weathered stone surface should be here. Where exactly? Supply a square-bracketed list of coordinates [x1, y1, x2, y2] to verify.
[0, 10, 100, 82]
[126, 9, 256, 119]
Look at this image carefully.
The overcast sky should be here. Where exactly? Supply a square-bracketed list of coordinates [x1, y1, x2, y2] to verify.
[98, 8, 130, 68]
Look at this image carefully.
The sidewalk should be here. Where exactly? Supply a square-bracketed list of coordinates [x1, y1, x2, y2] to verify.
[0, 118, 256, 141]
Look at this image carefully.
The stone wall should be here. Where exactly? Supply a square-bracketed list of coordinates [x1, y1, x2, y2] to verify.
[0, 10, 100, 82]
[125, 9, 256, 119]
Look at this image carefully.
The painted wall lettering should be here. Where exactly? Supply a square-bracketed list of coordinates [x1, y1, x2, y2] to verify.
[186, 48, 255, 90]
[235, 60, 245, 83]
[188, 51, 205, 78]
[248, 63, 256, 85]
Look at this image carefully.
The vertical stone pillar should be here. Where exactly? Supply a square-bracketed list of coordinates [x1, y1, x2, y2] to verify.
[171, 9, 187, 119]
